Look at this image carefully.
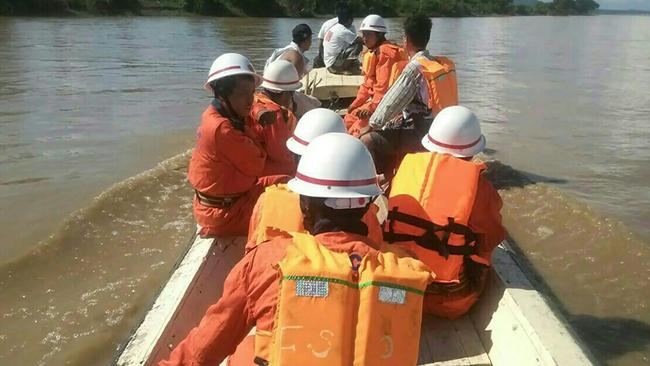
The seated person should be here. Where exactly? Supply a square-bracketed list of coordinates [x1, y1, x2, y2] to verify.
[189, 53, 289, 237]
[384, 106, 506, 319]
[160, 133, 433, 366]
[265, 23, 313, 78]
[344, 14, 407, 136]
[247, 108, 384, 251]
[265, 23, 321, 118]
[313, 1, 356, 68]
[249, 60, 302, 177]
[323, 6, 363, 75]
[360, 14, 459, 180]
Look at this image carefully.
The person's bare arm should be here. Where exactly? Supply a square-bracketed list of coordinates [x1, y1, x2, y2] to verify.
[279, 50, 305, 77]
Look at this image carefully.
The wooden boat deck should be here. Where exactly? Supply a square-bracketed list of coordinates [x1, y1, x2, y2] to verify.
[301, 67, 363, 101]
[115, 232, 594, 366]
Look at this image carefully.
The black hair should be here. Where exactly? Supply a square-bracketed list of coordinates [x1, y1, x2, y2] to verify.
[336, 3, 353, 24]
[209, 74, 255, 99]
[299, 196, 369, 235]
[292, 23, 313, 44]
[404, 14, 432, 49]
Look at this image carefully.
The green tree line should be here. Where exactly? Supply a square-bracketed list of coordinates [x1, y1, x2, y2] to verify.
[0, 0, 599, 16]
[0, 0, 142, 15]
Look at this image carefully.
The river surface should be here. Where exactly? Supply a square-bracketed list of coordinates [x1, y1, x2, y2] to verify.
[0, 15, 648, 366]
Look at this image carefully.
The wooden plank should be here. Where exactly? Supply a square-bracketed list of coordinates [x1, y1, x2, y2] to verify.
[420, 316, 471, 366]
[145, 236, 246, 365]
[418, 316, 434, 365]
[453, 316, 492, 365]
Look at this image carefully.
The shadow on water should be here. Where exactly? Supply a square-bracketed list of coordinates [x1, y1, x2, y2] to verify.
[571, 314, 650, 363]
[480, 158, 568, 190]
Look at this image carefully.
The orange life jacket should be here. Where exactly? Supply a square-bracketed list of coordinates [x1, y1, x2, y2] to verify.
[387, 60, 408, 87]
[247, 184, 385, 251]
[255, 232, 432, 365]
[413, 56, 458, 116]
[361, 43, 406, 77]
[384, 152, 487, 284]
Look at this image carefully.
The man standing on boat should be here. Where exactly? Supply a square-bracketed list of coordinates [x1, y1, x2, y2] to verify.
[160, 133, 433, 366]
[247, 108, 384, 251]
[344, 14, 407, 136]
[188, 53, 289, 238]
[359, 14, 458, 179]
[249, 60, 301, 177]
[322, 6, 363, 74]
[384, 106, 505, 319]
[313, 1, 356, 68]
[264, 23, 321, 118]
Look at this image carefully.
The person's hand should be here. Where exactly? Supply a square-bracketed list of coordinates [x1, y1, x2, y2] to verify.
[356, 108, 371, 119]
[257, 110, 276, 126]
[357, 125, 373, 137]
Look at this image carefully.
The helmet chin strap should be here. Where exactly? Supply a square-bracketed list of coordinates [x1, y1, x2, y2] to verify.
[213, 93, 245, 132]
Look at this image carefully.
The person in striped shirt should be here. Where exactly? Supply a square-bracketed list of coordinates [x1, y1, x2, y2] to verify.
[359, 15, 458, 181]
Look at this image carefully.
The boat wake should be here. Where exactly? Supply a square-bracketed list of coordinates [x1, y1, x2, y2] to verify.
[0, 152, 648, 366]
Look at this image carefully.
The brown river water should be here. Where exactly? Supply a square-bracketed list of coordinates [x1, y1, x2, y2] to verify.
[0, 16, 649, 366]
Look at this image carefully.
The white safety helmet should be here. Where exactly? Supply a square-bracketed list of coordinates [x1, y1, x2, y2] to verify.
[260, 60, 302, 92]
[288, 133, 381, 202]
[204, 53, 262, 92]
[360, 14, 387, 34]
[286, 108, 346, 156]
[421, 106, 486, 158]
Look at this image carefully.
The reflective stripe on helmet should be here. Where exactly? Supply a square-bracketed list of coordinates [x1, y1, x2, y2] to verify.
[291, 134, 309, 146]
[207, 65, 242, 80]
[262, 77, 300, 86]
[295, 172, 377, 187]
[427, 135, 482, 150]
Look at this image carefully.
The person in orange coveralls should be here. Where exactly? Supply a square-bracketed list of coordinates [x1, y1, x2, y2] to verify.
[249, 60, 302, 176]
[160, 133, 433, 366]
[384, 106, 506, 319]
[188, 53, 289, 238]
[344, 14, 407, 136]
[246, 108, 384, 251]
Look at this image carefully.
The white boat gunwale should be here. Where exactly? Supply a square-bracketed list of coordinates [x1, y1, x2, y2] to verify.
[114, 231, 596, 366]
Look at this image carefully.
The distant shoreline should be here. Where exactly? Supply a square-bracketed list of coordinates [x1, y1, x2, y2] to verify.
[0, 0, 604, 17]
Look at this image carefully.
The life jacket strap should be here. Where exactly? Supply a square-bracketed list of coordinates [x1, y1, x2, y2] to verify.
[384, 208, 478, 259]
[254, 357, 269, 366]
[195, 190, 243, 208]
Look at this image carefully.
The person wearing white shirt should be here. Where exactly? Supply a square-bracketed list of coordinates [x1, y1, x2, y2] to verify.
[322, 8, 362, 74]
[313, 2, 357, 68]
[264, 23, 321, 118]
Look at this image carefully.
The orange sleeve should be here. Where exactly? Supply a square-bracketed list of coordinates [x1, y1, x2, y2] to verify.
[160, 255, 256, 366]
[250, 104, 297, 176]
[349, 52, 376, 111]
[468, 176, 506, 262]
[260, 109, 297, 176]
[246, 193, 265, 250]
[363, 203, 384, 245]
[216, 122, 267, 178]
[368, 50, 398, 112]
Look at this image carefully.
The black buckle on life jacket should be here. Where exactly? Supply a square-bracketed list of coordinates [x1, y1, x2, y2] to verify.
[383, 207, 478, 259]
[254, 357, 269, 366]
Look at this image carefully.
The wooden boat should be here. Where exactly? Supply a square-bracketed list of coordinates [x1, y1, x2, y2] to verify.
[113, 225, 596, 366]
[114, 72, 595, 366]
